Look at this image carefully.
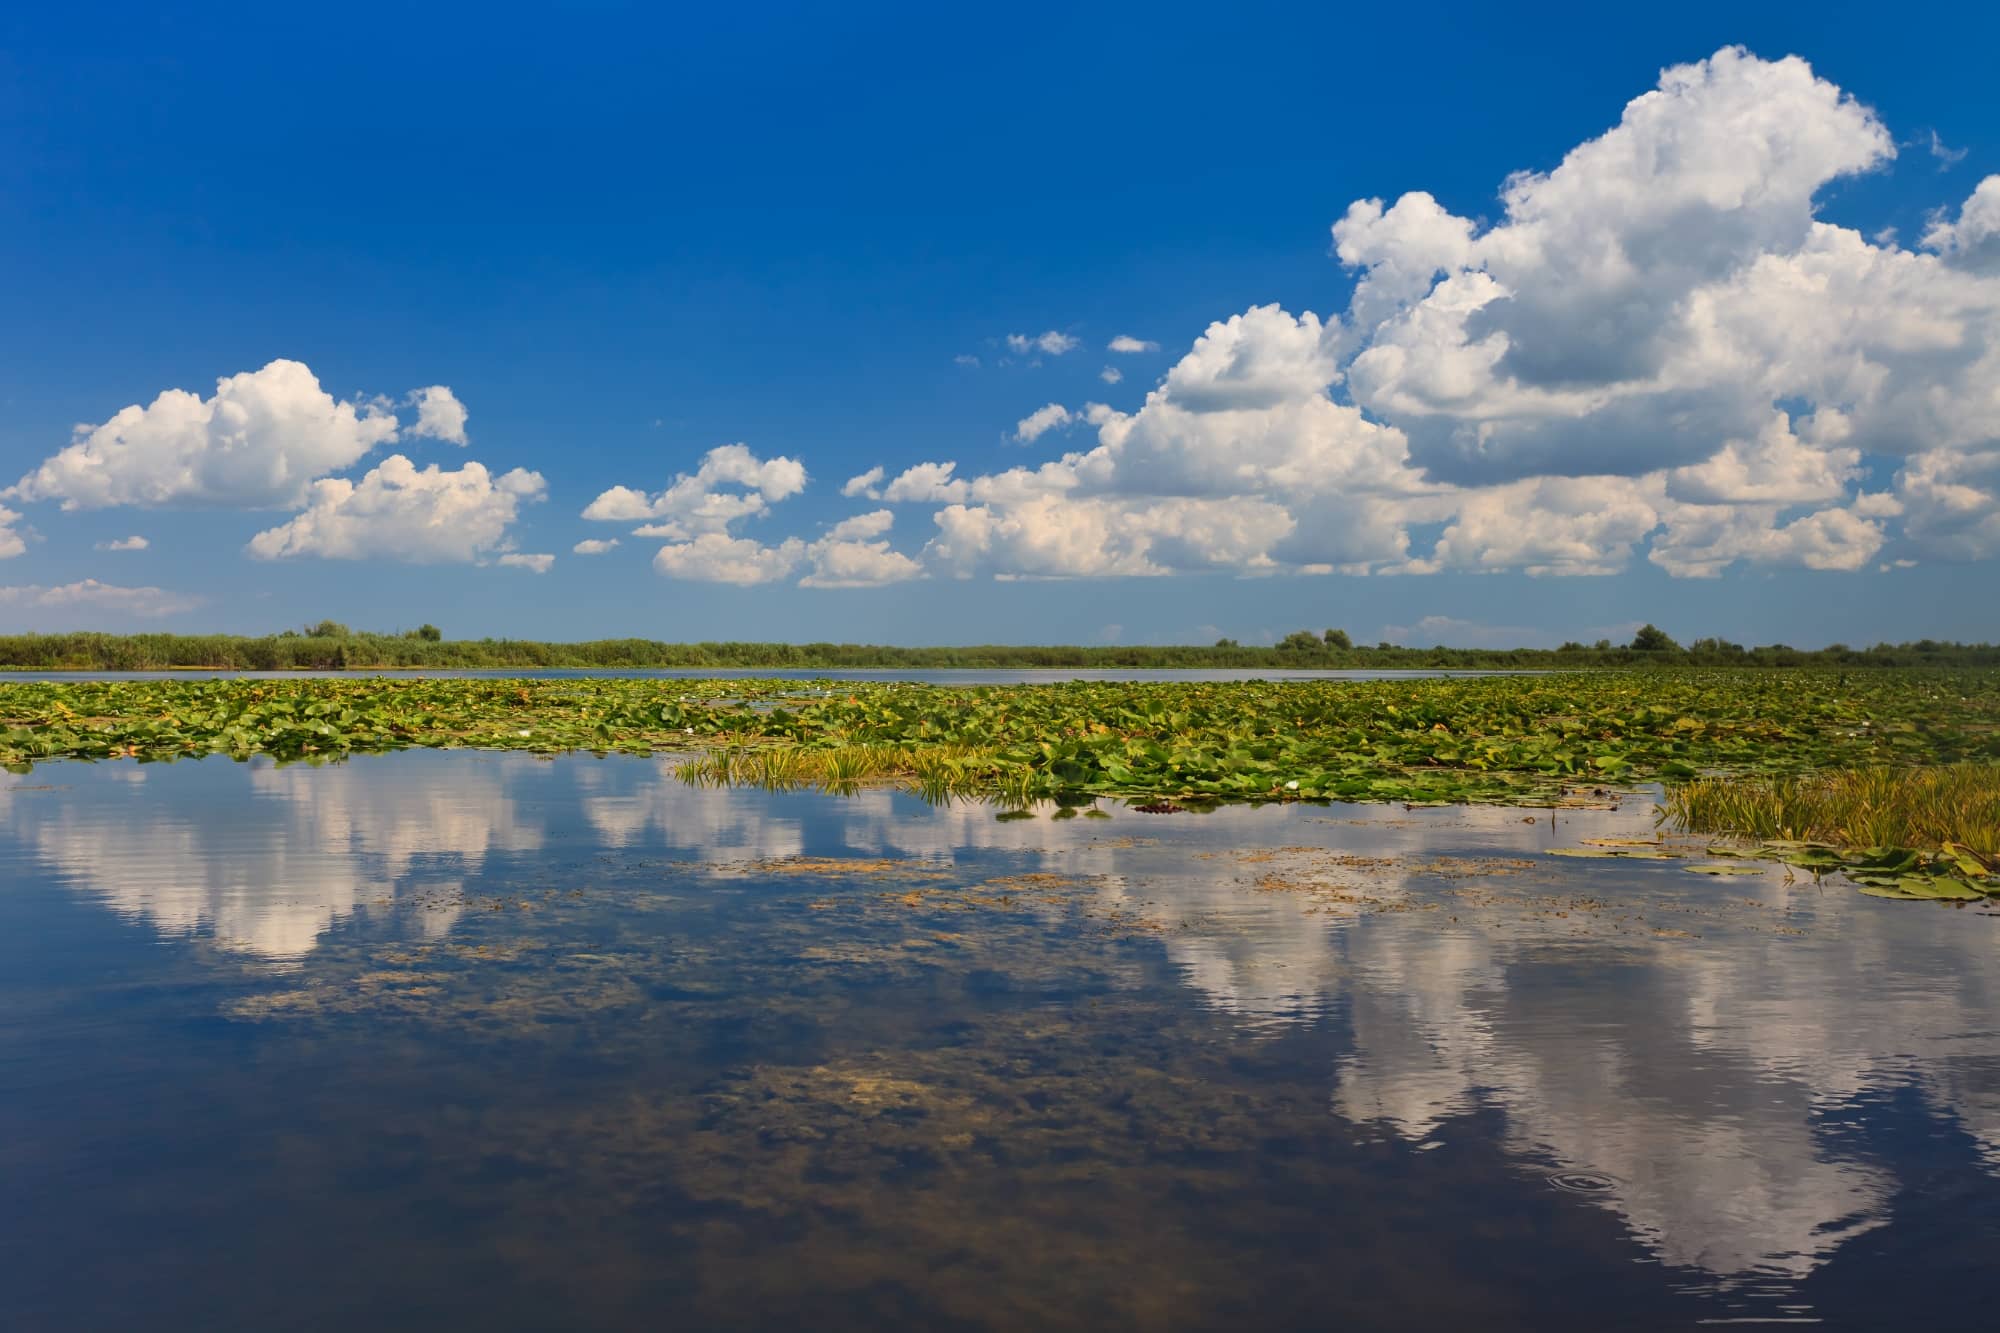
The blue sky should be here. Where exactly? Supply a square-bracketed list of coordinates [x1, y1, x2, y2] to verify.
[3, 0, 1998, 647]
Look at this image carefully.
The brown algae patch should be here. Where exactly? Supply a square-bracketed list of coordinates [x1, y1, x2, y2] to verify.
[712, 855, 962, 881]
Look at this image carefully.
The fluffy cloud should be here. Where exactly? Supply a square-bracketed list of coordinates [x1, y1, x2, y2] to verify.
[583, 443, 806, 538]
[824, 510, 895, 541]
[247, 455, 546, 563]
[10, 360, 402, 510]
[1099, 366, 1123, 385]
[0, 578, 199, 618]
[1336, 48, 1901, 483]
[406, 385, 470, 444]
[572, 537, 619, 555]
[1006, 331, 1080, 356]
[43, 49, 1991, 592]
[0, 506, 24, 560]
[1648, 503, 1887, 577]
[651, 509, 922, 588]
[840, 466, 885, 498]
[652, 532, 804, 584]
[1430, 477, 1662, 577]
[1922, 175, 2000, 273]
[881, 461, 971, 503]
[495, 552, 554, 573]
[927, 494, 1294, 580]
[1896, 445, 2000, 560]
[1014, 403, 1075, 442]
[1159, 306, 1345, 413]
[798, 510, 924, 588]
[870, 304, 1434, 579]
[94, 535, 149, 551]
[1664, 413, 1858, 506]
[804, 48, 2000, 584]
[1324, 48, 2000, 572]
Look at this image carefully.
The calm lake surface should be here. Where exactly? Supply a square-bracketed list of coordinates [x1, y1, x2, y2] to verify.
[4, 752, 1996, 1330]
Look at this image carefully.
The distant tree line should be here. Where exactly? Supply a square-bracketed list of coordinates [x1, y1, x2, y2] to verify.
[0, 622, 1996, 671]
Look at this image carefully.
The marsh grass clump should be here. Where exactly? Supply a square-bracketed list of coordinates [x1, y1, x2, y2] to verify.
[1663, 765, 2000, 860]
[675, 743, 1001, 799]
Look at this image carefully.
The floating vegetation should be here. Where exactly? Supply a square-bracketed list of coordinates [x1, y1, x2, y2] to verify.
[3, 673, 1996, 819]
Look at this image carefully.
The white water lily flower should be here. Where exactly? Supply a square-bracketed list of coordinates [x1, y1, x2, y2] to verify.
[517, 729, 532, 737]
[1284, 780, 1300, 790]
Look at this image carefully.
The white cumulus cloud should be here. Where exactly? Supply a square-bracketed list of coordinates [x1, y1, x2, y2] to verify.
[652, 532, 805, 585]
[1107, 335, 1159, 354]
[1014, 403, 1076, 442]
[94, 535, 150, 551]
[853, 48, 2000, 583]
[1895, 445, 2000, 560]
[651, 509, 923, 588]
[1649, 503, 1887, 577]
[1922, 175, 2000, 273]
[495, 552, 554, 573]
[825, 509, 896, 542]
[582, 443, 806, 539]
[840, 465, 886, 499]
[881, 461, 971, 503]
[572, 538, 619, 555]
[246, 455, 547, 563]
[406, 385, 470, 445]
[10, 359, 404, 510]
[799, 510, 924, 588]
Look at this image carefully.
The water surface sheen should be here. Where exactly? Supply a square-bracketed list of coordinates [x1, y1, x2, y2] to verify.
[2, 752, 1994, 1331]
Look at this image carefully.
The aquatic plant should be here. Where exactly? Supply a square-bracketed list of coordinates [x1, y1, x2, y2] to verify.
[4, 672, 1996, 815]
[1663, 765, 2000, 900]
[1663, 765, 2000, 857]
[674, 742, 991, 796]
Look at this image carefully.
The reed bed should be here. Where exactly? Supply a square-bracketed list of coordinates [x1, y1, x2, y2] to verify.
[1662, 765, 2000, 858]
[675, 743, 1016, 803]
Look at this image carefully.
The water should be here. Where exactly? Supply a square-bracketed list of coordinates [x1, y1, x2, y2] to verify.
[3, 752, 1995, 1330]
[7, 667, 1522, 684]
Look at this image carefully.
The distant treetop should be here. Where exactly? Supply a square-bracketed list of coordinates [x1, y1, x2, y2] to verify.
[1630, 624, 1680, 653]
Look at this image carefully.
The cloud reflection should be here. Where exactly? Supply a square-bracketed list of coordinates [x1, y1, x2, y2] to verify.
[1, 757, 541, 961]
[7, 753, 1999, 1289]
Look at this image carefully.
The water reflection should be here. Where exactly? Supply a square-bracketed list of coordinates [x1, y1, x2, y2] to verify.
[4, 752, 1998, 1327]
[1, 755, 542, 960]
